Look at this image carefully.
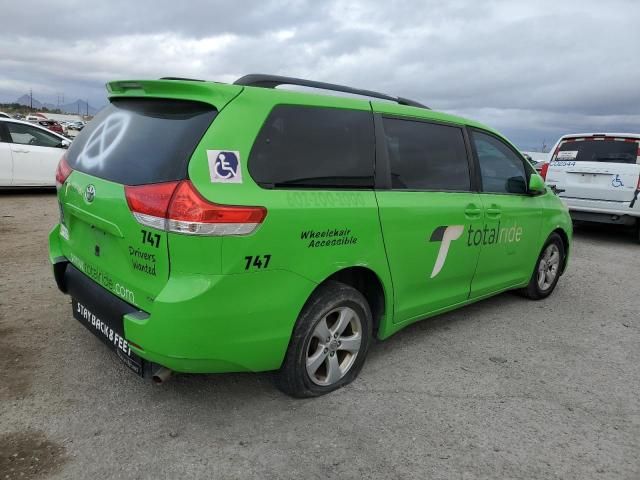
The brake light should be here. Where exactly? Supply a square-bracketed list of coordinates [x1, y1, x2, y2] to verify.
[125, 180, 267, 236]
[540, 162, 550, 180]
[55, 154, 73, 188]
[124, 181, 178, 230]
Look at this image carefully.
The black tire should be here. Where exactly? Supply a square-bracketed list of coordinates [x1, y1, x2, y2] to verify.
[275, 281, 372, 398]
[635, 220, 640, 244]
[520, 232, 566, 300]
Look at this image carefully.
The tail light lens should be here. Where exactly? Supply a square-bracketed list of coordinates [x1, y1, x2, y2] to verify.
[125, 180, 267, 236]
[55, 154, 73, 188]
[124, 181, 178, 230]
[540, 162, 550, 180]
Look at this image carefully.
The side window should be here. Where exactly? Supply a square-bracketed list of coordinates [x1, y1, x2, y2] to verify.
[0, 123, 10, 143]
[471, 130, 528, 194]
[6, 122, 61, 148]
[249, 105, 374, 188]
[382, 118, 470, 191]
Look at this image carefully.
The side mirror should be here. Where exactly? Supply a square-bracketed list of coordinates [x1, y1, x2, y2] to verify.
[60, 140, 70, 149]
[528, 173, 546, 195]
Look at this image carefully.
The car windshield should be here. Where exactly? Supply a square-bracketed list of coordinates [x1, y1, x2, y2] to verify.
[555, 139, 638, 164]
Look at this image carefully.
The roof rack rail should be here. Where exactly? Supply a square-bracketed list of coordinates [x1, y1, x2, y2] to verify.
[160, 77, 205, 82]
[234, 74, 429, 109]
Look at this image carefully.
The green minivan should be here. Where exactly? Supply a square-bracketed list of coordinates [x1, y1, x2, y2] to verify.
[49, 74, 572, 397]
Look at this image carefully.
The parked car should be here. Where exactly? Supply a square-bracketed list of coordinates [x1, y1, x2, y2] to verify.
[67, 121, 85, 131]
[38, 119, 64, 135]
[0, 112, 11, 119]
[522, 151, 549, 174]
[25, 115, 40, 123]
[49, 74, 572, 397]
[543, 133, 640, 241]
[522, 153, 538, 171]
[57, 121, 69, 133]
[0, 118, 70, 186]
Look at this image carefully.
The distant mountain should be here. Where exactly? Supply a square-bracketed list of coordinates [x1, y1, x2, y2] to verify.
[14, 95, 98, 115]
[57, 99, 98, 116]
[15, 94, 42, 109]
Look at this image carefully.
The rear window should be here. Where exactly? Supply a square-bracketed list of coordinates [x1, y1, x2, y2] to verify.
[66, 98, 217, 185]
[249, 105, 374, 189]
[555, 139, 638, 164]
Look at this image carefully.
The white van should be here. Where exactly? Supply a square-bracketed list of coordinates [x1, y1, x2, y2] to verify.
[543, 133, 640, 241]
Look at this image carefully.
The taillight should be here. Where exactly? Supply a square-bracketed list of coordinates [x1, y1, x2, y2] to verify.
[125, 180, 267, 236]
[55, 154, 73, 188]
[124, 181, 178, 230]
[540, 162, 550, 180]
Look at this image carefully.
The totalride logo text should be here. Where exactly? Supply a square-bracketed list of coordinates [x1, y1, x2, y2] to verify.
[430, 222, 524, 278]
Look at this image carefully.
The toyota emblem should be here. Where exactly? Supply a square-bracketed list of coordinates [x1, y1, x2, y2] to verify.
[84, 184, 96, 203]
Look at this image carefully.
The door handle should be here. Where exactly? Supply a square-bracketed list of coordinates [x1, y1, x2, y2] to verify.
[12, 149, 29, 153]
[486, 205, 501, 219]
[464, 204, 482, 219]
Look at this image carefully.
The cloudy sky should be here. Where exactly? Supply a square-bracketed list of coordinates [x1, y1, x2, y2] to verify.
[1, 0, 639, 150]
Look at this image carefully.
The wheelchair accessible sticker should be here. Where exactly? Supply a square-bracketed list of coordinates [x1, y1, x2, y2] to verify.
[208, 150, 243, 183]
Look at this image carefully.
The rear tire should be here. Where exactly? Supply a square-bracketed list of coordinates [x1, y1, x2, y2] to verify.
[521, 233, 565, 300]
[275, 281, 372, 398]
[635, 220, 640, 244]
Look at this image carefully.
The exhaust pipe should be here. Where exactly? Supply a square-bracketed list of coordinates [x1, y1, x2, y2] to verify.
[152, 367, 173, 384]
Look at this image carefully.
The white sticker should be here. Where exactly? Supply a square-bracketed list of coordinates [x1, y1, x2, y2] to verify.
[207, 150, 243, 183]
[557, 150, 578, 160]
[60, 224, 69, 240]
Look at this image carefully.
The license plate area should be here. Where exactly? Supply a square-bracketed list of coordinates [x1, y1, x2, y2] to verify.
[72, 299, 144, 376]
[574, 173, 599, 184]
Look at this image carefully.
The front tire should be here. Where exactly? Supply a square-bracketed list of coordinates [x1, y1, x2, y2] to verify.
[275, 281, 372, 398]
[521, 233, 565, 300]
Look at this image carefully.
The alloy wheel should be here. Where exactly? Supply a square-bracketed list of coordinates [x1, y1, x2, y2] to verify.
[305, 306, 362, 386]
[537, 243, 560, 291]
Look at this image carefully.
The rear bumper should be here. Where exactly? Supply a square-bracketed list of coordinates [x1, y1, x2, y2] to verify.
[53, 259, 157, 377]
[560, 196, 640, 223]
[49, 225, 315, 375]
[569, 210, 638, 226]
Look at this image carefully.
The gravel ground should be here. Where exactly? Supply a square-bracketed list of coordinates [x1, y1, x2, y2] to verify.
[1, 192, 638, 480]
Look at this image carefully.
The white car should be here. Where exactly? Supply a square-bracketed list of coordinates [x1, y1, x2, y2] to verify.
[543, 133, 640, 241]
[0, 118, 71, 187]
[67, 121, 85, 130]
